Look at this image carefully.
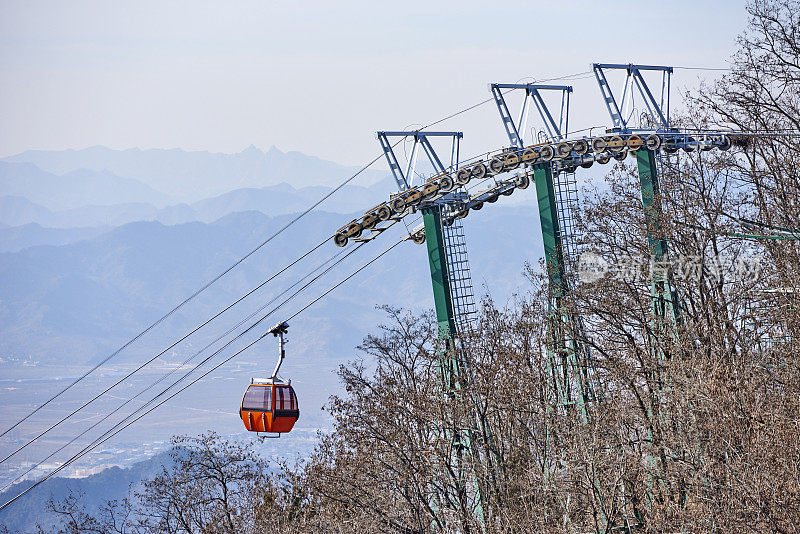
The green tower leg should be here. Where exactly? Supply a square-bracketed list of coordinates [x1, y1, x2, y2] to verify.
[636, 149, 680, 324]
[532, 163, 593, 410]
[422, 206, 457, 341]
[531, 163, 608, 525]
[636, 149, 682, 521]
[533, 164, 566, 300]
[421, 205, 486, 530]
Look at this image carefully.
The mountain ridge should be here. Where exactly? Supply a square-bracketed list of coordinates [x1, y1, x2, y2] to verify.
[3, 145, 391, 201]
[0, 176, 396, 233]
[0, 161, 173, 211]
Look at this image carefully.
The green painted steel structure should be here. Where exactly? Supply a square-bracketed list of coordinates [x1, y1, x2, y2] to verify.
[636, 149, 680, 324]
[421, 204, 486, 531]
[532, 163, 596, 411]
[423, 207, 457, 341]
[418, 155, 679, 530]
[533, 163, 567, 299]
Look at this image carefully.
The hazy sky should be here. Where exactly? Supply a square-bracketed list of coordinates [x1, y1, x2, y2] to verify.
[0, 1, 748, 168]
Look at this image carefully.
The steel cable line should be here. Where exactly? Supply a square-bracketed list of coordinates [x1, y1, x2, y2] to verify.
[0, 70, 500, 440]
[0, 154, 387, 440]
[0, 237, 402, 512]
[0, 246, 351, 493]
[1, 66, 599, 457]
[0, 336, 266, 512]
[673, 66, 731, 71]
[0, 63, 664, 503]
[0, 68, 528, 438]
[419, 71, 593, 131]
[0, 233, 343, 464]
[1, 241, 368, 497]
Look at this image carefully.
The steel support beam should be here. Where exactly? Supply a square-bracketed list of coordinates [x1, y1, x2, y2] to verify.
[490, 83, 572, 148]
[533, 163, 566, 299]
[635, 149, 681, 525]
[421, 205, 486, 530]
[378, 131, 463, 191]
[593, 63, 673, 132]
[422, 206, 457, 342]
[636, 149, 680, 323]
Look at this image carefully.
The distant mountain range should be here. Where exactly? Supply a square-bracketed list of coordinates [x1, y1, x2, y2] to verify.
[0, 222, 110, 253]
[0, 161, 173, 211]
[0, 208, 542, 367]
[0, 178, 396, 233]
[0, 144, 403, 239]
[3, 145, 390, 202]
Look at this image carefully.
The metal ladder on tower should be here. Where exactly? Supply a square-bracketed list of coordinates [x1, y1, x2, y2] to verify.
[441, 212, 478, 334]
[553, 168, 581, 270]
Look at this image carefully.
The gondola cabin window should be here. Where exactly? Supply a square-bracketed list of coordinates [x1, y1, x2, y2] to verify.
[242, 385, 271, 411]
[275, 386, 297, 411]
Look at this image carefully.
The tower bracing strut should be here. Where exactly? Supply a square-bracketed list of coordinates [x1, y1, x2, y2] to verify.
[377, 131, 462, 191]
[490, 83, 572, 148]
[593, 63, 673, 133]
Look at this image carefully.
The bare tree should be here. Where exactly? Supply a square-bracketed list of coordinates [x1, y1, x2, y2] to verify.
[133, 432, 267, 533]
[48, 491, 133, 534]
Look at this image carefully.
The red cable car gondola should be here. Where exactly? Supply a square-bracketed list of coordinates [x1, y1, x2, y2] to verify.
[240, 321, 299, 436]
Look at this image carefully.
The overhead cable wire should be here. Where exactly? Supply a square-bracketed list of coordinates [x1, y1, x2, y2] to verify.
[284, 239, 403, 322]
[1, 66, 603, 464]
[0, 154, 388, 440]
[0, 246, 351, 492]
[2, 240, 367, 495]
[0, 233, 339, 464]
[419, 71, 594, 132]
[718, 211, 800, 236]
[0, 335, 267, 512]
[673, 66, 731, 71]
[1, 68, 532, 440]
[0, 237, 403, 512]
[1, 67, 532, 438]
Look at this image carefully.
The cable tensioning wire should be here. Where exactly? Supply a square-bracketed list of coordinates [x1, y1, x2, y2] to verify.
[0, 237, 402, 512]
[0, 232, 342, 464]
[673, 66, 731, 71]
[0, 245, 351, 493]
[0, 152, 388, 440]
[2, 70, 539, 439]
[2, 241, 367, 497]
[0, 67, 606, 463]
[420, 72, 593, 132]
